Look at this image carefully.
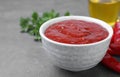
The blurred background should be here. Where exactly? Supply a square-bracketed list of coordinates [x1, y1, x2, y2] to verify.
[0, 0, 89, 19]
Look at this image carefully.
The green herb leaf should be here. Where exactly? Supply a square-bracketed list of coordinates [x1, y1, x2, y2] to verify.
[19, 10, 70, 41]
[64, 11, 70, 16]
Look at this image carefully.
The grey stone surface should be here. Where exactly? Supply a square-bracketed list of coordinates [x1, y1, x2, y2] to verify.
[0, 0, 119, 77]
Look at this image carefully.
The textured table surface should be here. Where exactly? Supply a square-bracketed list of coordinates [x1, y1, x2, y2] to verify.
[0, 0, 120, 77]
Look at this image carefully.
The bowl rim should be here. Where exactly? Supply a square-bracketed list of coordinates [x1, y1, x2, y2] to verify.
[39, 16, 113, 47]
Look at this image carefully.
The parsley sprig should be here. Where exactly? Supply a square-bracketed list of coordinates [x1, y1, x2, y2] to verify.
[20, 10, 70, 41]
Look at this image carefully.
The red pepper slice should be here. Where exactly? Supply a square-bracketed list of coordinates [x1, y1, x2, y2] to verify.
[101, 52, 120, 73]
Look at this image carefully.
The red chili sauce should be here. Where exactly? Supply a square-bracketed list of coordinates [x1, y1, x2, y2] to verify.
[45, 20, 109, 44]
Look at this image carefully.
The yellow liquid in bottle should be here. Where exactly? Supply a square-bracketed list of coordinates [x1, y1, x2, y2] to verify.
[89, 0, 120, 26]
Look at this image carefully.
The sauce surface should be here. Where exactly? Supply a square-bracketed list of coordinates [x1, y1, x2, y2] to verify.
[45, 20, 108, 44]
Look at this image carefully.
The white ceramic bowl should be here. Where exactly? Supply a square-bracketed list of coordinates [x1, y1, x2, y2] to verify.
[39, 16, 113, 71]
